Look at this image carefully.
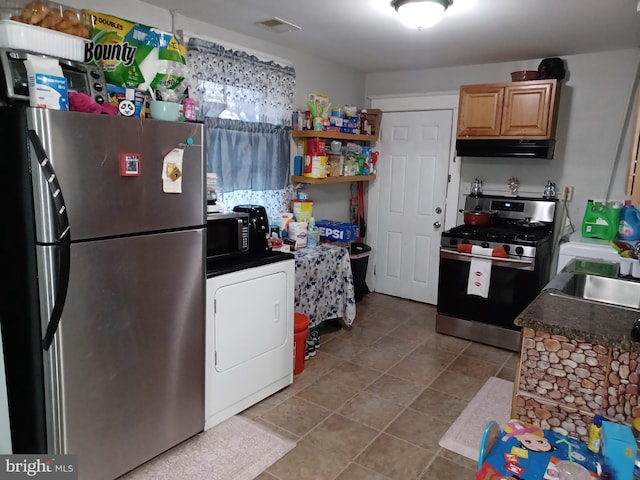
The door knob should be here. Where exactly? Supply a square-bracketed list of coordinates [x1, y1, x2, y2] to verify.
[433, 221, 442, 229]
[435, 207, 442, 214]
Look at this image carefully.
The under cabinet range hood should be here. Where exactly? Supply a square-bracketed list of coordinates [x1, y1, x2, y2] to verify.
[456, 139, 556, 159]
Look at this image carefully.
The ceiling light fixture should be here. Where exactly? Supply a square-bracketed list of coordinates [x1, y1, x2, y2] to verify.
[391, 0, 453, 29]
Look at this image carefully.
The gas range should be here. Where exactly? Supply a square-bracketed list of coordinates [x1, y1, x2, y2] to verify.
[441, 195, 558, 258]
[436, 194, 560, 351]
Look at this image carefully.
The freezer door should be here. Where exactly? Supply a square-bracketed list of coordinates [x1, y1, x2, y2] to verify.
[39, 229, 205, 480]
[27, 108, 205, 243]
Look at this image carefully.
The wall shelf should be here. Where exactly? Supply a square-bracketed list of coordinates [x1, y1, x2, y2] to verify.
[291, 130, 378, 142]
[291, 175, 376, 184]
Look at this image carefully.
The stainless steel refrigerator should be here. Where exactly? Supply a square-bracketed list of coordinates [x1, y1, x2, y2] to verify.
[0, 107, 206, 479]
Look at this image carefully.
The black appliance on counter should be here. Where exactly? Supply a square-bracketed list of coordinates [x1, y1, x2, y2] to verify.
[206, 212, 249, 260]
[233, 204, 270, 253]
[436, 194, 559, 351]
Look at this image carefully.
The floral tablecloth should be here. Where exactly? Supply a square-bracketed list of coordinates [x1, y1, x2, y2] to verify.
[293, 244, 356, 329]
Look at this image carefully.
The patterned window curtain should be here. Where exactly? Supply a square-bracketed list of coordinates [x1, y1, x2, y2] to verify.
[186, 38, 296, 219]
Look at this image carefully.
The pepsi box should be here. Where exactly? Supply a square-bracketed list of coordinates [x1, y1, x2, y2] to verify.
[317, 220, 359, 243]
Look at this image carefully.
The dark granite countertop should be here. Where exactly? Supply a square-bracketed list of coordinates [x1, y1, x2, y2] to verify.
[515, 291, 640, 353]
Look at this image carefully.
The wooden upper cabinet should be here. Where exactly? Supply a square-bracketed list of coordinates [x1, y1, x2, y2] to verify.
[457, 85, 504, 137]
[457, 79, 560, 140]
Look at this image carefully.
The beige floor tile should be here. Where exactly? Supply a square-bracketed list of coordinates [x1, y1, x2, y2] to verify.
[319, 336, 366, 361]
[447, 355, 501, 379]
[418, 455, 477, 479]
[355, 433, 436, 480]
[266, 440, 351, 480]
[295, 376, 360, 411]
[371, 335, 416, 356]
[299, 413, 379, 460]
[384, 408, 451, 450]
[302, 350, 344, 377]
[404, 344, 457, 369]
[504, 352, 521, 369]
[339, 324, 385, 347]
[409, 388, 469, 424]
[386, 356, 442, 385]
[496, 366, 517, 382]
[325, 361, 382, 391]
[356, 312, 406, 334]
[260, 396, 332, 437]
[429, 370, 489, 401]
[387, 320, 434, 345]
[338, 391, 404, 430]
[351, 345, 404, 371]
[335, 463, 392, 480]
[437, 448, 479, 470]
[424, 332, 471, 355]
[365, 374, 425, 406]
[462, 341, 513, 365]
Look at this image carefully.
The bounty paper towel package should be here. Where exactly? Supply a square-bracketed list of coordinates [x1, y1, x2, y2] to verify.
[83, 11, 187, 94]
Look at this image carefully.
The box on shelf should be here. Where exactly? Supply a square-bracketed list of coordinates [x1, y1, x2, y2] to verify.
[291, 199, 313, 222]
[317, 220, 359, 243]
[367, 108, 382, 137]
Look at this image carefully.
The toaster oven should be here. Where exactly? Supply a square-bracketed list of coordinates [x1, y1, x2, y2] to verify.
[0, 48, 107, 106]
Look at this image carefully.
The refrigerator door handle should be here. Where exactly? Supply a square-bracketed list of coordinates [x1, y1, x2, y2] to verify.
[28, 129, 71, 350]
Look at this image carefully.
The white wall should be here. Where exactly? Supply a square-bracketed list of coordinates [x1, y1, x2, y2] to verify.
[63, 0, 367, 222]
[365, 49, 640, 230]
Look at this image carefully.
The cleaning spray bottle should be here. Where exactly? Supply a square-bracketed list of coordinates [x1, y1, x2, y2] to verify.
[618, 199, 640, 241]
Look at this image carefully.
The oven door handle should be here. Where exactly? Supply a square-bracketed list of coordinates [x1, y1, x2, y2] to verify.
[440, 248, 535, 269]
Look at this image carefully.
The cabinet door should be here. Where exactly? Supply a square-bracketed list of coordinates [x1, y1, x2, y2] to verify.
[501, 82, 556, 137]
[456, 85, 504, 137]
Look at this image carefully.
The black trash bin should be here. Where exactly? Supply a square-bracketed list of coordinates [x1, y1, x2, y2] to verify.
[350, 242, 371, 302]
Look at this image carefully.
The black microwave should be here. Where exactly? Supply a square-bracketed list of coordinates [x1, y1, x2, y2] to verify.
[0, 48, 107, 106]
[206, 212, 250, 260]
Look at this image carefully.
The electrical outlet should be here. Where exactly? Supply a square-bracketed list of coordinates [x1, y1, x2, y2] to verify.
[562, 186, 573, 202]
[463, 182, 471, 194]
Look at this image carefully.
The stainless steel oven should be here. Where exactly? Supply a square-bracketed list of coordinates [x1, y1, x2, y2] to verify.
[436, 195, 559, 351]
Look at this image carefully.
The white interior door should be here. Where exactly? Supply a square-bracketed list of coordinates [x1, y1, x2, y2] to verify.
[375, 110, 452, 304]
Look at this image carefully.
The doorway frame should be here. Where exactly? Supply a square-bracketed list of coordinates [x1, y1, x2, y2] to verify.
[367, 92, 461, 294]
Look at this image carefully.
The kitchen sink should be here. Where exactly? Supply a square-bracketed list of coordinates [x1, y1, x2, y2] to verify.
[546, 272, 640, 311]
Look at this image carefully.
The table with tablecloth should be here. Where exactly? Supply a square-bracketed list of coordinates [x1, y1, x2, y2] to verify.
[292, 243, 356, 329]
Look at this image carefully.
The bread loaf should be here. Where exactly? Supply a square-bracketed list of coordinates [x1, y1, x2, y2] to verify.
[21, 1, 50, 25]
[39, 10, 63, 28]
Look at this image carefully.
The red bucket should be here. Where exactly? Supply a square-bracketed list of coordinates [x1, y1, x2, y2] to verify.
[293, 312, 309, 375]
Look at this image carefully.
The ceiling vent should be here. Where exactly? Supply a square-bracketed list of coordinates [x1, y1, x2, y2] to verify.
[257, 17, 301, 33]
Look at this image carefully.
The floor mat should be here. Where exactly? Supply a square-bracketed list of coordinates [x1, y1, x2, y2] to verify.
[438, 376, 513, 462]
[120, 416, 295, 480]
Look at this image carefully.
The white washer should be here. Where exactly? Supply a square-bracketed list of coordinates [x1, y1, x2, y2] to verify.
[205, 258, 294, 430]
[557, 234, 623, 273]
